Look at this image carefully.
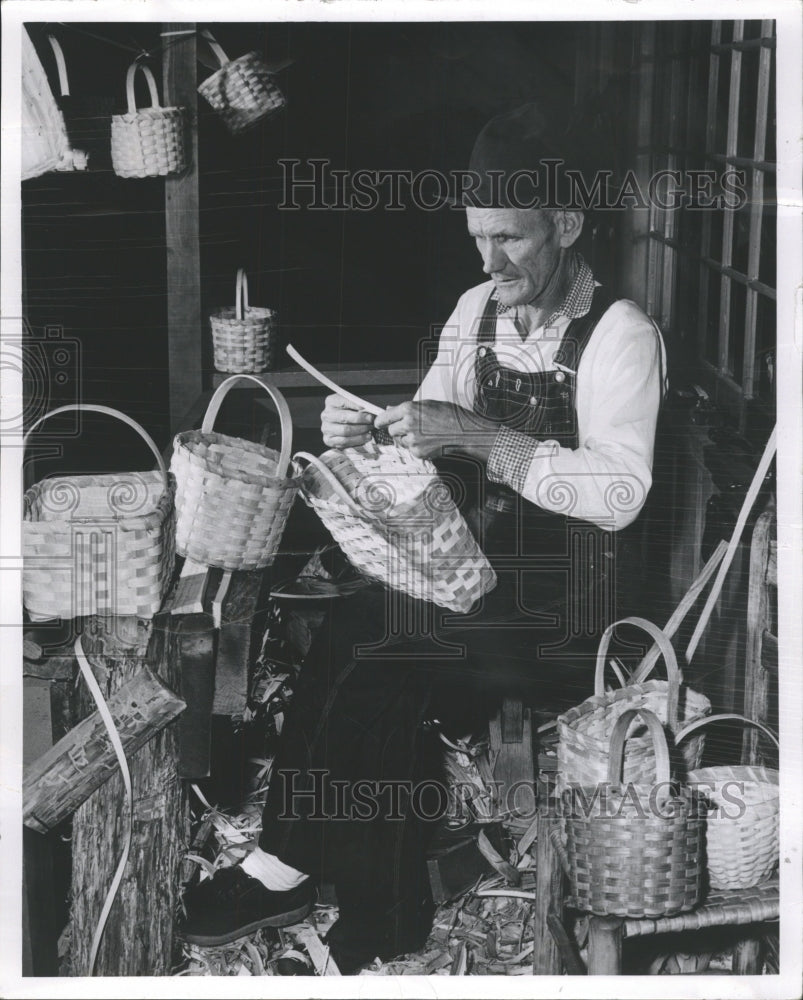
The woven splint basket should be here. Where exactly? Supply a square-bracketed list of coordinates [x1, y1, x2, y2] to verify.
[564, 707, 705, 918]
[23, 405, 175, 620]
[171, 375, 299, 570]
[681, 714, 780, 891]
[198, 30, 286, 134]
[111, 62, 186, 178]
[557, 617, 711, 788]
[211, 268, 277, 374]
[295, 441, 497, 613]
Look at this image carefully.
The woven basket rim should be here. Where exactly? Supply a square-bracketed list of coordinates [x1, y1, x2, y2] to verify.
[211, 304, 277, 321]
[173, 430, 301, 488]
[558, 680, 711, 733]
[112, 106, 184, 121]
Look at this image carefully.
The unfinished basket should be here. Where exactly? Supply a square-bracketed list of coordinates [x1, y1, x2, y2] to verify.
[23, 405, 175, 620]
[198, 30, 286, 133]
[170, 375, 299, 570]
[564, 707, 705, 918]
[295, 441, 497, 613]
[681, 714, 780, 891]
[111, 62, 186, 178]
[557, 617, 711, 788]
[211, 268, 277, 373]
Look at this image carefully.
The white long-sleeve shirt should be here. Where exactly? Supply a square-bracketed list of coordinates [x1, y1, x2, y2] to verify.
[415, 276, 666, 531]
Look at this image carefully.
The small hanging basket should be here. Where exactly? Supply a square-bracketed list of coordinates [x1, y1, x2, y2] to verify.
[681, 714, 780, 891]
[198, 30, 286, 134]
[111, 62, 187, 178]
[211, 268, 278, 374]
[170, 375, 299, 570]
[295, 441, 497, 613]
[557, 617, 711, 788]
[46, 34, 114, 171]
[564, 707, 705, 918]
[23, 405, 175, 620]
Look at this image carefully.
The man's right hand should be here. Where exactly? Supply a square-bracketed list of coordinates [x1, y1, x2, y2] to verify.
[321, 394, 376, 449]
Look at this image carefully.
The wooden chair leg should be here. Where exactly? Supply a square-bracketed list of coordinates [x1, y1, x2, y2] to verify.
[587, 916, 624, 975]
[533, 804, 563, 974]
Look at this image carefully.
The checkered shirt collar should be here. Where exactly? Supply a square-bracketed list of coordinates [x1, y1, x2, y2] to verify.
[492, 253, 595, 327]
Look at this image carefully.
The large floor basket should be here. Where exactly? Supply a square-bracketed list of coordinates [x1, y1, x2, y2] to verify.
[557, 617, 711, 787]
[23, 405, 175, 620]
[295, 441, 497, 613]
[170, 375, 299, 570]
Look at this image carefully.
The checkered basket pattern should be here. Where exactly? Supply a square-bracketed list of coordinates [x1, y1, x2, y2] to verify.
[170, 375, 299, 570]
[564, 707, 706, 919]
[211, 268, 277, 373]
[23, 405, 175, 620]
[111, 62, 186, 178]
[295, 441, 497, 613]
[198, 31, 286, 134]
[557, 618, 711, 788]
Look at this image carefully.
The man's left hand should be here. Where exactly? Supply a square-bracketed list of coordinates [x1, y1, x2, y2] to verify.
[374, 400, 496, 460]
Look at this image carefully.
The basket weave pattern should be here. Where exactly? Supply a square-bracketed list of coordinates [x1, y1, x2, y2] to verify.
[23, 407, 175, 620]
[211, 269, 277, 373]
[111, 62, 187, 178]
[170, 376, 299, 571]
[198, 51, 285, 133]
[557, 618, 710, 787]
[564, 708, 705, 918]
[690, 765, 779, 890]
[297, 442, 496, 613]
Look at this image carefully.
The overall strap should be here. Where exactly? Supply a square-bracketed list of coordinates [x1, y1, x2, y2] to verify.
[552, 285, 615, 374]
[476, 288, 500, 345]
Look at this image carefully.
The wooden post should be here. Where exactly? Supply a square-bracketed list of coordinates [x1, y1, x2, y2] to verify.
[533, 804, 563, 974]
[586, 916, 624, 975]
[69, 616, 189, 977]
[163, 23, 202, 435]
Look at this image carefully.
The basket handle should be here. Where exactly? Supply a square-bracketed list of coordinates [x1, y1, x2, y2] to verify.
[46, 35, 70, 97]
[23, 404, 169, 491]
[607, 708, 671, 788]
[595, 616, 681, 727]
[201, 29, 231, 68]
[126, 62, 161, 114]
[235, 268, 249, 320]
[293, 451, 364, 517]
[201, 375, 292, 478]
[675, 712, 779, 751]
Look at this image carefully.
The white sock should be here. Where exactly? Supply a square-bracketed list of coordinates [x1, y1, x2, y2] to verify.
[241, 846, 309, 891]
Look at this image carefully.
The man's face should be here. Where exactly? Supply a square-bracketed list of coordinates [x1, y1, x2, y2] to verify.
[466, 206, 564, 308]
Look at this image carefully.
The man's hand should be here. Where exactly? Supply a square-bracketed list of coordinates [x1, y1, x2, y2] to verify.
[374, 400, 498, 461]
[321, 394, 375, 449]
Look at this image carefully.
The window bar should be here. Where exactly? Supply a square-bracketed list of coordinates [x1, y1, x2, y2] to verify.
[698, 21, 721, 359]
[660, 33, 686, 330]
[633, 23, 656, 310]
[645, 26, 662, 319]
[741, 20, 774, 400]
[717, 20, 744, 377]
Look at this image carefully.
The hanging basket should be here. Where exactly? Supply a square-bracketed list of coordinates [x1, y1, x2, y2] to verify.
[295, 441, 497, 613]
[46, 34, 115, 171]
[681, 714, 780, 891]
[211, 268, 278, 373]
[23, 405, 175, 620]
[557, 617, 711, 788]
[111, 62, 187, 178]
[170, 375, 299, 570]
[564, 707, 705, 918]
[198, 30, 286, 134]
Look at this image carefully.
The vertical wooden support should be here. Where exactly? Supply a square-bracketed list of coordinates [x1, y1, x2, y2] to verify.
[69, 616, 188, 976]
[732, 935, 763, 974]
[586, 916, 624, 975]
[163, 23, 202, 434]
[533, 805, 563, 974]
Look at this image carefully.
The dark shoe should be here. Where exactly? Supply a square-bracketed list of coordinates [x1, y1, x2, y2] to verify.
[179, 866, 316, 946]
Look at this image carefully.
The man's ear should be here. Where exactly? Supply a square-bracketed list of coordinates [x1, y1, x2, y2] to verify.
[555, 210, 584, 248]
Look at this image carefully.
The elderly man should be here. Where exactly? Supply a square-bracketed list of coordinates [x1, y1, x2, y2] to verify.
[180, 103, 665, 972]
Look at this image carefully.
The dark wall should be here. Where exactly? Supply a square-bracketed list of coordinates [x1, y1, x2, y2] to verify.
[23, 20, 590, 467]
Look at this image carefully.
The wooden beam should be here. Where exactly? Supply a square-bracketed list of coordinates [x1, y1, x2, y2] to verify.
[164, 23, 202, 434]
